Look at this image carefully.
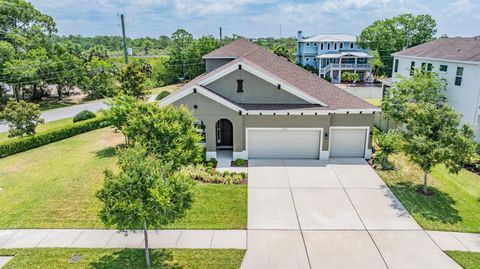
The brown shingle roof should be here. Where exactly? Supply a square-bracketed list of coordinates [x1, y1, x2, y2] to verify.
[393, 37, 480, 62]
[193, 38, 377, 110]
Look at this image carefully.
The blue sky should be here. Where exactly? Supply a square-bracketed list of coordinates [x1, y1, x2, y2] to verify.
[30, 0, 480, 39]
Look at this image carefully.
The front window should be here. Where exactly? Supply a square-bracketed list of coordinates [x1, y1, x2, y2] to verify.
[394, 59, 399, 73]
[350, 43, 354, 49]
[440, 65, 448, 72]
[455, 67, 464, 86]
[327, 43, 330, 50]
[410, 61, 415, 76]
[334, 43, 337, 50]
[340, 43, 343, 49]
[306, 42, 310, 46]
[427, 63, 433, 71]
[320, 43, 324, 50]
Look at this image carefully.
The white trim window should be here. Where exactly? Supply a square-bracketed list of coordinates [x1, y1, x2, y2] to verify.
[440, 65, 448, 72]
[455, 66, 464, 86]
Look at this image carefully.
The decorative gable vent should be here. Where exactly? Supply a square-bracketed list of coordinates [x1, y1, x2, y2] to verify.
[237, 79, 244, 92]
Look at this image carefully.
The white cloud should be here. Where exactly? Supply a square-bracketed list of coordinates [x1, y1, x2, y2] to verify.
[443, 0, 476, 17]
[173, 0, 268, 17]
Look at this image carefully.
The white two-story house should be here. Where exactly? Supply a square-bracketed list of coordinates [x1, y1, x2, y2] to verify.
[392, 37, 480, 141]
[295, 31, 372, 84]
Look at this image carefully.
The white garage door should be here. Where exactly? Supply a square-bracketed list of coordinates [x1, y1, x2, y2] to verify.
[330, 128, 367, 157]
[248, 129, 321, 159]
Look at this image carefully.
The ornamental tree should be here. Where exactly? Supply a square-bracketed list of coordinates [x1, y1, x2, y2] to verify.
[382, 69, 476, 194]
[105, 94, 140, 143]
[119, 60, 152, 99]
[402, 102, 475, 194]
[2, 100, 44, 138]
[124, 104, 203, 170]
[97, 144, 194, 267]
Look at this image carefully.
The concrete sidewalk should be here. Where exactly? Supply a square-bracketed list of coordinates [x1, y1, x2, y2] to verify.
[0, 229, 246, 249]
[427, 231, 480, 252]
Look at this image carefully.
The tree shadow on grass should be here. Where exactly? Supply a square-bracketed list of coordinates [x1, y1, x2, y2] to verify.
[89, 249, 182, 269]
[389, 181, 462, 224]
[94, 147, 117, 159]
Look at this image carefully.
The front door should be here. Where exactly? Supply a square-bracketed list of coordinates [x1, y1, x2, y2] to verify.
[216, 119, 233, 149]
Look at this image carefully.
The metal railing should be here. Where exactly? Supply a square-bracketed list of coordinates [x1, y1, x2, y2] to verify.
[321, 63, 371, 74]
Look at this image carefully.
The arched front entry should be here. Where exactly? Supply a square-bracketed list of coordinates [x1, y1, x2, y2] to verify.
[216, 119, 233, 149]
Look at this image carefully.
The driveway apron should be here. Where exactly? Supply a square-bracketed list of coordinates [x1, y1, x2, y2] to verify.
[241, 158, 461, 269]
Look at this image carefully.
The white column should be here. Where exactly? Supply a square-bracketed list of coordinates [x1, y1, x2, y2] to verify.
[354, 58, 358, 74]
[338, 57, 342, 83]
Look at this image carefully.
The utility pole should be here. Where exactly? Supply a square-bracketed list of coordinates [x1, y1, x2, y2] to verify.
[219, 27, 223, 45]
[120, 14, 128, 64]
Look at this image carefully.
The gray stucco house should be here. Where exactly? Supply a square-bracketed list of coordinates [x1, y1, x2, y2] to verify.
[160, 38, 379, 160]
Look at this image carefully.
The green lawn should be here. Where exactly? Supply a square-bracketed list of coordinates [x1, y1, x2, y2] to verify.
[0, 117, 75, 143]
[149, 84, 182, 95]
[0, 128, 247, 229]
[0, 248, 245, 269]
[376, 154, 480, 232]
[365, 98, 382, 107]
[446, 251, 480, 269]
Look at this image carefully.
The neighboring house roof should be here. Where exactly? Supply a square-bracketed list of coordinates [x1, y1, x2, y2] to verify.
[166, 38, 377, 112]
[393, 37, 480, 63]
[302, 34, 357, 43]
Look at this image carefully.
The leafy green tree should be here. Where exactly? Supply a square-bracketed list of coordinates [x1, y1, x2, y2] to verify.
[273, 44, 293, 61]
[82, 45, 109, 62]
[369, 50, 384, 78]
[358, 13, 437, 76]
[47, 43, 85, 100]
[402, 103, 475, 194]
[125, 104, 203, 170]
[105, 94, 140, 143]
[0, 0, 56, 101]
[80, 56, 117, 99]
[382, 69, 446, 122]
[97, 144, 194, 267]
[383, 69, 476, 194]
[119, 60, 151, 99]
[1, 100, 44, 137]
[0, 0, 56, 53]
[158, 35, 171, 49]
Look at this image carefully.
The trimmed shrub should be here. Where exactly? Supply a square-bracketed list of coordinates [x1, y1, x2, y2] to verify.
[180, 165, 246, 184]
[206, 158, 217, 168]
[233, 159, 245, 166]
[0, 116, 111, 158]
[73, 110, 96, 123]
[155, 91, 170, 100]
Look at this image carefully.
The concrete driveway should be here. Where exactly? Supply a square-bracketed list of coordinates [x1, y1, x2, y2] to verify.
[241, 159, 461, 269]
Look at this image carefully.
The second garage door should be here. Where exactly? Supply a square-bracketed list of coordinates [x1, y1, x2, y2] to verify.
[247, 129, 321, 159]
[329, 128, 367, 157]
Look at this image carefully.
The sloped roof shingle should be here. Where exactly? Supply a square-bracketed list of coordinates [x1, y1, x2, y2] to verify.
[190, 38, 377, 110]
[393, 37, 480, 63]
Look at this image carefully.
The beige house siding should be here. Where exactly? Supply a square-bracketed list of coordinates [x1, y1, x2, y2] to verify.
[205, 59, 232, 72]
[206, 69, 309, 104]
[171, 93, 243, 152]
[170, 91, 374, 155]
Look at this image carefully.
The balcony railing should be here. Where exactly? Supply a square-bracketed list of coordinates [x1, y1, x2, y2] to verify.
[321, 63, 371, 74]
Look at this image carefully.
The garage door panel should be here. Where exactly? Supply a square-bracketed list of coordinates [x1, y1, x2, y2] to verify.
[330, 128, 366, 158]
[248, 129, 320, 159]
